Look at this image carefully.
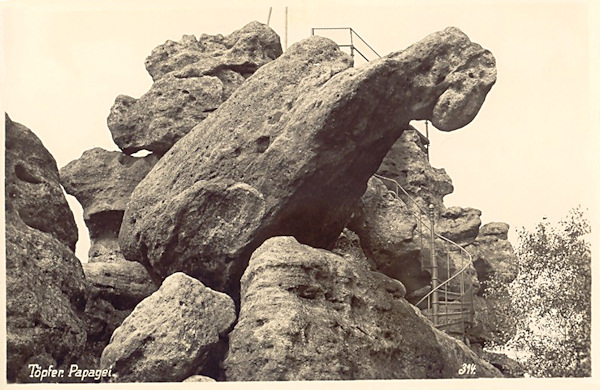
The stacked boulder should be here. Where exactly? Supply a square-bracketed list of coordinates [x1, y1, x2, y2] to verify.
[5, 114, 87, 382]
[58, 21, 283, 366]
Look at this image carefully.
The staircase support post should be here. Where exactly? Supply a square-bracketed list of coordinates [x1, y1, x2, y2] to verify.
[429, 204, 439, 326]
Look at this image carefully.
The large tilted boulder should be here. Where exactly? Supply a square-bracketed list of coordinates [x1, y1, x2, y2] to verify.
[348, 176, 427, 293]
[5, 115, 87, 383]
[100, 273, 236, 382]
[119, 27, 497, 298]
[437, 206, 482, 245]
[108, 21, 283, 155]
[60, 147, 158, 263]
[5, 114, 78, 250]
[224, 237, 501, 380]
[377, 126, 454, 213]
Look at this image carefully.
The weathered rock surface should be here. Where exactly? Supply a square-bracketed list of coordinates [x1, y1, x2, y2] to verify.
[437, 206, 482, 245]
[145, 21, 282, 82]
[348, 176, 427, 293]
[100, 273, 236, 382]
[83, 261, 157, 310]
[183, 375, 217, 382]
[5, 115, 87, 382]
[60, 148, 158, 263]
[377, 126, 454, 212]
[470, 222, 518, 286]
[119, 28, 497, 297]
[224, 237, 501, 380]
[107, 75, 224, 155]
[5, 114, 78, 250]
[108, 21, 283, 155]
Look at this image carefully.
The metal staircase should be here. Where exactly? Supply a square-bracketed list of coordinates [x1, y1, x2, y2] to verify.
[374, 174, 475, 341]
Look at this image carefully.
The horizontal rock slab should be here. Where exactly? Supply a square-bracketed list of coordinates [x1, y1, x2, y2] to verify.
[224, 237, 501, 380]
[119, 28, 496, 297]
[145, 21, 282, 82]
[83, 261, 157, 310]
[6, 114, 78, 250]
[100, 273, 236, 382]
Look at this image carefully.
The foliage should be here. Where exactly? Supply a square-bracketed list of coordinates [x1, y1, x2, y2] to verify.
[485, 207, 591, 377]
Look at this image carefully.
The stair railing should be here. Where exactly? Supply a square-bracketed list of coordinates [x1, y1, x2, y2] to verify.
[373, 173, 475, 338]
[311, 27, 381, 63]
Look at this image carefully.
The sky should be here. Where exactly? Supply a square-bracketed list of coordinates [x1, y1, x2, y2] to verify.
[1, 0, 598, 264]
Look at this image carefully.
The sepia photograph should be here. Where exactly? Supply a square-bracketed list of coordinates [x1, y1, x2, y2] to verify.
[1, 0, 598, 388]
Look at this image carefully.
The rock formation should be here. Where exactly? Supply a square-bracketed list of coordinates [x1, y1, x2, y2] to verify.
[5, 114, 78, 250]
[377, 126, 454, 212]
[60, 148, 158, 263]
[119, 27, 497, 301]
[224, 237, 501, 380]
[101, 273, 236, 382]
[108, 21, 283, 155]
[5, 115, 87, 382]
[470, 222, 518, 287]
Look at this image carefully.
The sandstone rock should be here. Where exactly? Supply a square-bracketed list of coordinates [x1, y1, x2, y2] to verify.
[331, 228, 373, 268]
[183, 375, 217, 382]
[5, 116, 87, 382]
[145, 21, 282, 82]
[471, 222, 518, 287]
[60, 148, 158, 262]
[348, 176, 426, 294]
[483, 351, 525, 378]
[83, 261, 158, 310]
[100, 273, 236, 382]
[6, 211, 87, 383]
[107, 75, 224, 155]
[437, 206, 482, 245]
[108, 21, 283, 155]
[119, 28, 497, 297]
[377, 126, 454, 213]
[5, 114, 78, 250]
[224, 237, 501, 380]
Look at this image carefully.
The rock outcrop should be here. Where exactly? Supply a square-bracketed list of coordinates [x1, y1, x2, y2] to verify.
[5, 115, 87, 383]
[377, 126, 454, 212]
[5, 114, 78, 250]
[224, 237, 501, 380]
[348, 176, 427, 293]
[101, 273, 236, 382]
[60, 147, 158, 263]
[470, 222, 518, 287]
[119, 27, 497, 299]
[437, 206, 482, 246]
[108, 21, 283, 155]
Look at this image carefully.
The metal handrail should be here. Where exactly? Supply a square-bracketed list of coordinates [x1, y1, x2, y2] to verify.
[373, 173, 475, 332]
[311, 27, 381, 62]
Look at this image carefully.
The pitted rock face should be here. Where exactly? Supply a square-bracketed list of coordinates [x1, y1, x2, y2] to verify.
[377, 127, 454, 213]
[5, 115, 87, 382]
[108, 21, 283, 155]
[224, 237, 501, 380]
[5, 114, 78, 250]
[348, 176, 425, 293]
[119, 28, 497, 297]
[60, 148, 158, 262]
[145, 21, 282, 82]
[100, 273, 236, 382]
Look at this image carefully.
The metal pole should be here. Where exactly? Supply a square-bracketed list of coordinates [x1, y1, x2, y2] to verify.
[267, 7, 272, 26]
[349, 28, 354, 58]
[425, 120, 430, 161]
[284, 7, 288, 51]
[429, 204, 438, 326]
